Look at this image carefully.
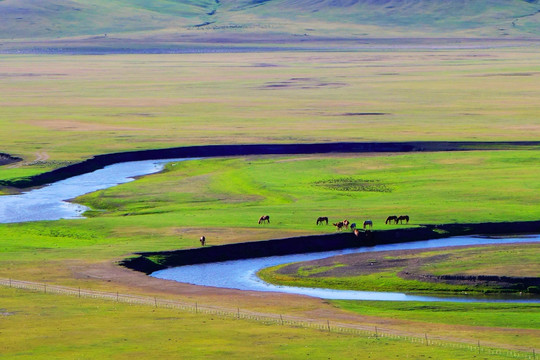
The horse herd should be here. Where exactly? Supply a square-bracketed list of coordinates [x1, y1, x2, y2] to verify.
[259, 214, 410, 234]
[200, 214, 410, 246]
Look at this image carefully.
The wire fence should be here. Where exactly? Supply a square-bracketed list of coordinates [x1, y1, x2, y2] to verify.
[0, 278, 537, 360]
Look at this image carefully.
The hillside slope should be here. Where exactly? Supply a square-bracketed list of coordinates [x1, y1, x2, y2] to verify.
[0, 0, 539, 44]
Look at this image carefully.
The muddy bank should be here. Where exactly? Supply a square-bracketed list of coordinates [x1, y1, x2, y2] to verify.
[3, 141, 540, 188]
[0, 153, 22, 166]
[120, 220, 540, 275]
[275, 243, 540, 293]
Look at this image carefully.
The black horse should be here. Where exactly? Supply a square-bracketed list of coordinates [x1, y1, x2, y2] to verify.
[316, 216, 328, 225]
[258, 215, 270, 224]
[397, 215, 409, 224]
[386, 215, 398, 224]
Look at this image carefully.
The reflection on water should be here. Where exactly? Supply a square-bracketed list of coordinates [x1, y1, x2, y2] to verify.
[152, 235, 540, 303]
[0, 158, 189, 223]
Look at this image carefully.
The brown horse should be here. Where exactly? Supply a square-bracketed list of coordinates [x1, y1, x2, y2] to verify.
[316, 216, 328, 225]
[342, 219, 350, 229]
[397, 215, 409, 224]
[386, 215, 398, 224]
[200, 236, 206, 246]
[333, 221, 344, 231]
[258, 215, 270, 224]
[353, 228, 360, 237]
[363, 220, 373, 229]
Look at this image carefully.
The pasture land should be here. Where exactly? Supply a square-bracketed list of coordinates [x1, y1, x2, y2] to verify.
[1, 150, 540, 351]
[78, 150, 540, 227]
[2, 286, 530, 360]
[1, 48, 540, 183]
[1, 47, 540, 357]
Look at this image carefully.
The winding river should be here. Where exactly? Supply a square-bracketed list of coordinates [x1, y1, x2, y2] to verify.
[152, 235, 540, 303]
[1, 156, 539, 302]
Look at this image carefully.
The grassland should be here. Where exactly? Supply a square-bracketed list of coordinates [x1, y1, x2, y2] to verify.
[1, 48, 540, 357]
[4, 287, 528, 360]
[2, 48, 540, 184]
[1, 150, 540, 352]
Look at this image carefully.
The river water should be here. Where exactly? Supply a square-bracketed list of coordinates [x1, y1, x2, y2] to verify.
[152, 235, 540, 303]
[0, 158, 190, 223]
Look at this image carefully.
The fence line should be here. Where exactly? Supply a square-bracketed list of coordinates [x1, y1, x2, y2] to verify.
[0, 278, 536, 359]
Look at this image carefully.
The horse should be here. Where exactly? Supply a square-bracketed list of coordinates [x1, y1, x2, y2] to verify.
[363, 220, 373, 229]
[386, 215, 398, 224]
[353, 228, 360, 237]
[199, 236, 206, 246]
[342, 219, 350, 229]
[316, 216, 328, 225]
[333, 221, 344, 231]
[350, 223, 356, 230]
[258, 215, 270, 224]
[397, 215, 409, 224]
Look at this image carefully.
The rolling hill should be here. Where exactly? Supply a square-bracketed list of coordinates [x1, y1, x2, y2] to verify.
[0, 0, 539, 49]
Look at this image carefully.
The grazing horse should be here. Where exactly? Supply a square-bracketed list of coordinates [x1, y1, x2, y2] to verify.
[397, 215, 409, 224]
[353, 228, 360, 237]
[386, 215, 398, 224]
[363, 220, 373, 229]
[342, 219, 350, 229]
[258, 215, 270, 224]
[200, 236, 206, 246]
[316, 216, 329, 225]
[333, 221, 344, 231]
[350, 223, 357, 230]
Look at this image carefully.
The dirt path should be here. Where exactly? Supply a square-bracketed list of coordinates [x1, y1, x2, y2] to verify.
[7, 151, 49, 168]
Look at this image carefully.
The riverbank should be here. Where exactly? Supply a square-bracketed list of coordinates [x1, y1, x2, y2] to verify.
[121, 220, 540, 275]
[2, 141, 540, 189]
[258, 242, 540, 296]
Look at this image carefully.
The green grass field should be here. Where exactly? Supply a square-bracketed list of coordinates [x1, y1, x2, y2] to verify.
[1, 48, 540, 357]
[3, 287, 527, 360]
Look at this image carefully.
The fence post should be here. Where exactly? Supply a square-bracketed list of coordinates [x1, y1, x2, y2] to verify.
[532, 348, 535, 360]
[9, 278, 11, 287]
[116, 292, 119, 302]
[195, 302, 198, 314]
[375, 327, 378, 338]
[237, 308, 240, 319]
[477, 340, 480, 354]
[280, 314, 284, 325]
[425, 333, 428, 346]
[327, 320, 331, 332]
[44, 284, 47, 294]
[154, 297, 157, 308]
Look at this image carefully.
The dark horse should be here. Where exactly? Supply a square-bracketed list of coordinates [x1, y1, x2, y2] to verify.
[316, 216, 328, 225]
[397, 215, 409, 224]
[258, 215, 270, 224]
[333, 221, 344, 231]
[200, 236, 206, 246]
[386, 215, 398, 224]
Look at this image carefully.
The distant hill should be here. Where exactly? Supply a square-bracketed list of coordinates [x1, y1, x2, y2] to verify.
[0, 0, 539, 48]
